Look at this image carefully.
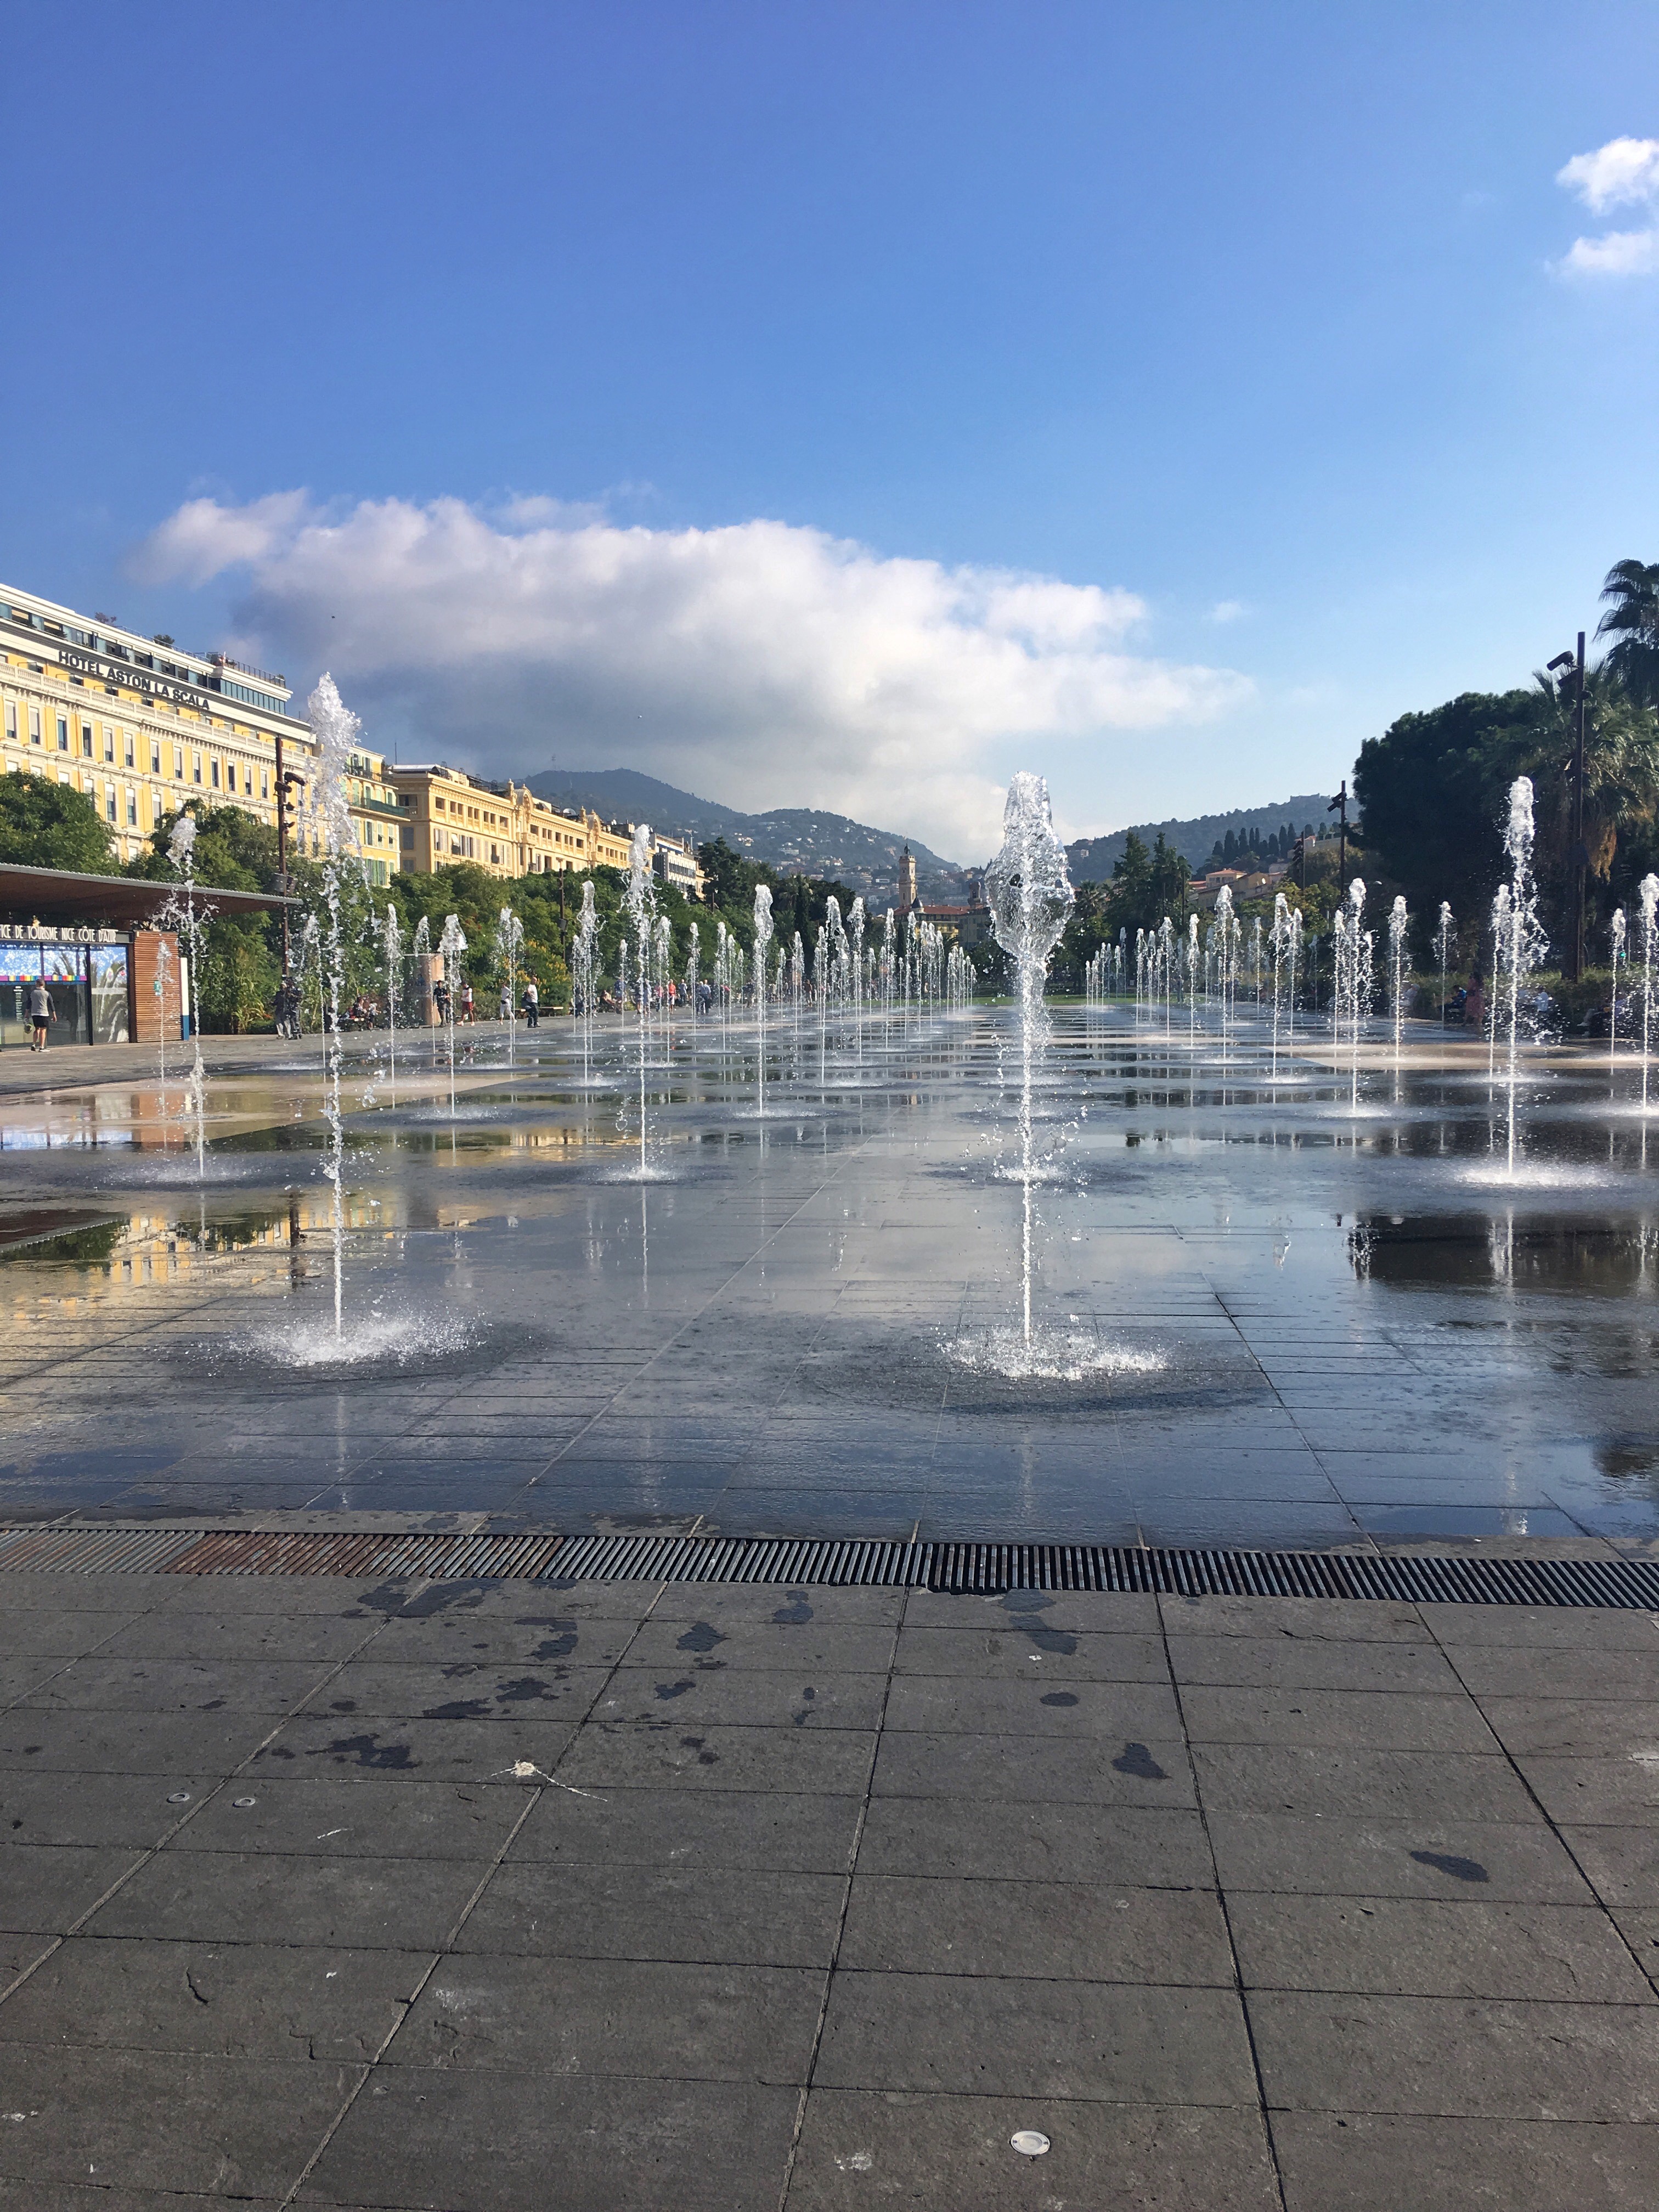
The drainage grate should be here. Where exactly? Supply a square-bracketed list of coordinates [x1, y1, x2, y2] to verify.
[1, 1522, 1658, 1608]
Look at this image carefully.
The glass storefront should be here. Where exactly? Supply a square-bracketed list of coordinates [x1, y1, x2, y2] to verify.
[0, 939, 116, 1047]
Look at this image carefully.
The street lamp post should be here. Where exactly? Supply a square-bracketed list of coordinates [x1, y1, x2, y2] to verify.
[1328, 780, 1349, 888]
[1548, 637, 1588, 983]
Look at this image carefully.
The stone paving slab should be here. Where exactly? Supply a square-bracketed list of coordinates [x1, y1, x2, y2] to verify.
[3, 1558, 1659, 2206]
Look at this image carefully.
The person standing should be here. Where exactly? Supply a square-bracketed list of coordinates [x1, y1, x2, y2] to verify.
[523, 976, 539, 1028]
[28, 977, 55, 1052]
[461, 983, 475, 1024]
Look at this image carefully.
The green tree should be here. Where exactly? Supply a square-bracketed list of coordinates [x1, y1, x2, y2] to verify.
[1521, 667, 1659, 890]
[1596, 558, 1659, 708]
[0, 774, 117, 873]
[1353, 689, 1541, 928]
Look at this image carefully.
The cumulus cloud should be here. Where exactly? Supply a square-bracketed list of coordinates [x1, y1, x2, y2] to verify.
[129, 492, 1249, 859]
[1554, 135, 1659, 277]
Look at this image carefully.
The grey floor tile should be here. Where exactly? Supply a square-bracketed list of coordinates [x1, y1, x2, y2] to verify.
[1229, 1894, 1654, 2001]
[1479, 1695, 1659, 1758]
[1205, 1812, 1598, 1902]
[557, 1719, 876, 1794]
[873, 1730, 1195, 1806]
[902, 1590, 1161, 1633]
[94, 1611, 382, 1664]
[837, 1873, 1233, 1984]
[506, 1782, 864, 1871]
[788, 2090, 1280, 2211]
[0, 1770, 221, 1849]
[250, 1713, 578, 1784]
[1250, 1989, 1659, 2120]
[1272, 2112, 1659, 2212]
[1165, 1634, 1463, 1692]
[389, 1952, 823, 2083]
[0, 1935, 427, 2060]
[1181, 1685, 1496, 1752]
[1159, 1595, 1426, 1641]
[171, 1775, 528, 1859]
[0, 1610, 148, 1659]
[0, 2045, 354, 2197]
[857, 1798, 1218, 1885]
[815, 1971, 1257, 2101]
[0, 1844, 145, 1933]
[623, 1617, 899, 1673]
[1560, 1824, 1659, 1907]
[313, 1659, 614, 1724]
[1193, 1744, 1538, 1821]
[455, 1859, 846, 1965]
[83, 1848, 488, 1949]
[881, 1674, 1182, 1737]
[892, 1626, 1169, 1681]
[594, 1664, 888, 1730]
[1511, 1754, 1659, 1825]
[0, 1710, 274, 1775]
[298, 2068, 798, 2211]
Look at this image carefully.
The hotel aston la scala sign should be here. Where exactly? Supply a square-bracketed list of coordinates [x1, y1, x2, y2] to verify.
[57, 646, 207, 707]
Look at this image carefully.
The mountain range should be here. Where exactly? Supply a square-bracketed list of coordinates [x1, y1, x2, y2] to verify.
[526, 768, 1341, 902]
[1065, 793, 1337, 882]
[527, 768, 973, 902]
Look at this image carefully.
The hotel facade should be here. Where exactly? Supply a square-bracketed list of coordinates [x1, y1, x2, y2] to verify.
[3, 580, 701, 899]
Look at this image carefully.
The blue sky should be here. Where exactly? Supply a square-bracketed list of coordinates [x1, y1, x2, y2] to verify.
[5, 1, 1658, 858]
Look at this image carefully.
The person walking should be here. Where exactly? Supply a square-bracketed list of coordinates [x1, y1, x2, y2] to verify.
[460, 983, 475, 1024]
[523, 976, 539, 1028]
[28, 977, 55, 1052]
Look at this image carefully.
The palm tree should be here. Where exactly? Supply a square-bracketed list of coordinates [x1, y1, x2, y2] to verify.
[1596, 559, 1659, 707]
[1526, 667, 1659, 880]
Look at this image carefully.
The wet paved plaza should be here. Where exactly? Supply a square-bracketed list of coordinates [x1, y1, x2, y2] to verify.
[5, 1005, 1659, 2207]
[1, 1003, 1658, 1547]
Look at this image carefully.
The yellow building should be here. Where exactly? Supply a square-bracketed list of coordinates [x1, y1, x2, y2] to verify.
[2, 582, 317, 864]
[342, 746, 404, 888]
[387, 764, 685, 887]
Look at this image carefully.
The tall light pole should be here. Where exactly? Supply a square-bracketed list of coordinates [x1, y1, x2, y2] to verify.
[1548, 637, 1588, 982]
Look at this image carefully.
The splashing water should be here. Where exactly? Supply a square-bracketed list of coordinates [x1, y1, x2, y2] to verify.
[627, 827, 656, 1175]
[382, 904, 402, 1100]
[1610, 906, 1627, 1086]
[306, 673, 364, 1342]
[163, 812, 210, 1177]
[1389, 895, 1409, 1060]
[1492, 778, 1549, 1177]
[1641, 875, 1659, 1113]
[1436, 901, 1454, 1031]
[753, 884, 774, 1119]
[495, 906, 524, 1066]
[438, 913, 468, 1130]
[984, 772, 1074, 1350]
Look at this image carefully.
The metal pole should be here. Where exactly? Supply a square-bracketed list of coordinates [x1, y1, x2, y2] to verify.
[1572, 629, 1587, 984]
[275, 733, 290, 973]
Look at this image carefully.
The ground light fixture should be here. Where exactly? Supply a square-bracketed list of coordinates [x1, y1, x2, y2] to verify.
[1010, 2130, 1051, 2156]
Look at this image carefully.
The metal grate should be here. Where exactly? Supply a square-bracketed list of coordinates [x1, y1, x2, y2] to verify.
[1, 1522, 1658, 1607]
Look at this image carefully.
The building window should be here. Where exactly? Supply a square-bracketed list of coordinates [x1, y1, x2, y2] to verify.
[103, 726, 114, 762]
[260, 768, 269, 799]
[30, 706, 41, 745]
[57, 714, 69, 751]
[3, 698, 14, 741]
[126, 788, 138, 827]
[105, 785, 116, 823]
[151, 740, 161, 775]
[81, 722, 93, 757]
[211, 758, 220, 788]
[173, 746, 183, 779]
[193, 753, 202, 785]
[124, 732, 134, 768]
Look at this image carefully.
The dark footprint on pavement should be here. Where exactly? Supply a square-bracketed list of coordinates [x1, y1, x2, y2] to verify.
[1112, 1741, 1167, 1780]
[772, 1592, 814, 1624]
[677, 1622, 725, 1654]
[1411, 1849, 1489, 1883]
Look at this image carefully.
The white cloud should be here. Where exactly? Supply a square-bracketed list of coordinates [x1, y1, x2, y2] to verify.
[129, 492, 1250, 860]
[1558, 225, 1659, 277]
[1208, 600, 1245, 625]
[1554, 136, 1659, 278]
[1557, 136, 1659, 213]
